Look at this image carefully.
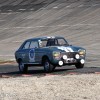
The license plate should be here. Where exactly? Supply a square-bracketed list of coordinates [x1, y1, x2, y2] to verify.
[65, 58, 76, 63]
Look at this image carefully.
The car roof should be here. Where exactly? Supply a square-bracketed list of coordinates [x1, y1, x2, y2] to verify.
[26, 36, 64, 41]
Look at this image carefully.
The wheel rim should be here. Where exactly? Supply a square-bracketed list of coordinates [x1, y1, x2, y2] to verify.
[44, 61, 50, 71]
[19, 61, 24, 72]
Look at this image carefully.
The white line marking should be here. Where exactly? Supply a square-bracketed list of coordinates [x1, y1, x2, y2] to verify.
[78, 5, 84, 7]
[7, 10, 12, 12]
[0, 55, 14, 57]
[30, 8, 34, 11]
[12, 41, 22, 43]
[40, 8, 46, 10]
[0, 12, 20, 14]
[66, 6, 71, 8]
[92, 4, 100, 6]
[0, 24, 99, 30]
[0, 13, 12, 15]
[19, 9, 26, 11]
[53, 6, 58, 9]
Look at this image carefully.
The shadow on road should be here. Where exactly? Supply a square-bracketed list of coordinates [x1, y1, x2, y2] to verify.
[0, 64, 100, 78]
[0, 0, 57, 13]
[0, 67, 76, 78]
[0, 4, 45, 13]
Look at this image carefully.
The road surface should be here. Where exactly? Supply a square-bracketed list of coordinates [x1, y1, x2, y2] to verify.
[0, 0, 100, 65]
[0, 62, 100, 78]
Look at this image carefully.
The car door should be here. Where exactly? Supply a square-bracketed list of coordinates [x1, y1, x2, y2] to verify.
[28, 40, 40, 63]
[19, 41, 31, 63]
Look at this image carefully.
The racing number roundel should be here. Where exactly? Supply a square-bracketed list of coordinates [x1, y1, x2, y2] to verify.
[29, 49, 35, 62]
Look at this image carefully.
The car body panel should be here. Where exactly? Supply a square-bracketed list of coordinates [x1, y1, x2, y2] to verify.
[15, 36, 86, 66]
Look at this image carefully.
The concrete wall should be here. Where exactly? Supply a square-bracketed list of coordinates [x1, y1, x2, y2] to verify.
[0, 0, 100, 66]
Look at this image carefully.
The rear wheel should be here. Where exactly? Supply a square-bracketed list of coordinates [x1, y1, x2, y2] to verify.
[18, 60, 28, 73]
[75, 63, 84, 69]
[43, 58, 55, 73]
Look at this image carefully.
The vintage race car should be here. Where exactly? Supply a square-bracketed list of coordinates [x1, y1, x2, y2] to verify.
[15, 36, 86, 73]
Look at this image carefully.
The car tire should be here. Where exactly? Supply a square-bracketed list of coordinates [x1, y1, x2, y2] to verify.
[43, 58, 55, 73]
[18, 60, 28, 73]
[52, 66, 56, 71]
[75, 63, 84, 69]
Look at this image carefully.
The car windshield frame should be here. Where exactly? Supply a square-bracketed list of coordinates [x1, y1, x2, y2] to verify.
[39, 38, 69, 48]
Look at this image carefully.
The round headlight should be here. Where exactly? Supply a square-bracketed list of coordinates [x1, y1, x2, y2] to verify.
[75, 54, 80, 59]
[53, 51, 60, 57]
[80, 59, 85, 64]
[63, 55, 67, 60]
[58, 61, 63, 66]
[53, 51, 61, 59]
[78, 49, 86, 55]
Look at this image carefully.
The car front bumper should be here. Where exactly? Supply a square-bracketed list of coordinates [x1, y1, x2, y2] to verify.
[52, 52, 85, 66]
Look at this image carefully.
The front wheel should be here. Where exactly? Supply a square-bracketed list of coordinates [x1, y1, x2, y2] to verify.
[18, 60, 28, 73]
[43, 58, 55, 73]
[75, 63, 84, 69]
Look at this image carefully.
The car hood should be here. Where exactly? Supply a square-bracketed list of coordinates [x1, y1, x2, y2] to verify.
[47, 45, 85, 52]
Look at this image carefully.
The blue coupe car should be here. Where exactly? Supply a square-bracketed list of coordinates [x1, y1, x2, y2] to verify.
[15, 36, 86, 73]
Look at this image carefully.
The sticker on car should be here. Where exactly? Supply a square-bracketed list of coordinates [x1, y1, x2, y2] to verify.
[57, 46, 74, 52]
[29, 49, 35, 62]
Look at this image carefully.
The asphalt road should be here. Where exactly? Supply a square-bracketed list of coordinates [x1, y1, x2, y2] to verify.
[0, 62, 100, 78]
[0, 0, 100, 61]
[0, 0, 100, 76]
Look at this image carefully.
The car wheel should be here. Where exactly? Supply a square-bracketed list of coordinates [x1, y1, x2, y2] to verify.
[75, 63, 84, 69]
[43, 58, 55, 73]
[18, 60, 28, 73]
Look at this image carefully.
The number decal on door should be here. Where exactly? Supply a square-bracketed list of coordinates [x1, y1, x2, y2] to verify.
[29, 49, 35, 62]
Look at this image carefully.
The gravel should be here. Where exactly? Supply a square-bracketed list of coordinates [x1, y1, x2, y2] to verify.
[0, 74, 100, 100]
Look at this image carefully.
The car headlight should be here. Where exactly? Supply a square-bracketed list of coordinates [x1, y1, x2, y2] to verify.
[78, 49, 86, 55]
[53, 51, 61, 59]
[63, 55, 67, 60]
[75, 54, 80, 59]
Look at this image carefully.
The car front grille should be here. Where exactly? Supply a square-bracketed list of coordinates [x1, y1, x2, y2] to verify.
[61, 52, 77, 58]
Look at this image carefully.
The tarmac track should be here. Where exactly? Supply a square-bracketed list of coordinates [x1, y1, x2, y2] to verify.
[0, 0, 100, 74]
[0, 62, 100, 78]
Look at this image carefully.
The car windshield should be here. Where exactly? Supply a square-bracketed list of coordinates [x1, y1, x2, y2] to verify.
[39, 38, 69, 47]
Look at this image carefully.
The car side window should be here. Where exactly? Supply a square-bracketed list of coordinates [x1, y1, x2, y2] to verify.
[46, 39, 55, 46]
[57, 38, 68, 46]
[22, 41, 30, 49]
[39, 40, 47, 47]
[29, 41, 38, 48]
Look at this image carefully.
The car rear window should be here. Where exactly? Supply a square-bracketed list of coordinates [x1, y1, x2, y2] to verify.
[22, 41, 30, 49]
[29, 41, 39, 48]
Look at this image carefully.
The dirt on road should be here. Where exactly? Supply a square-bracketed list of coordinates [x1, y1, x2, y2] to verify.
[0, 74, 100, 100]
